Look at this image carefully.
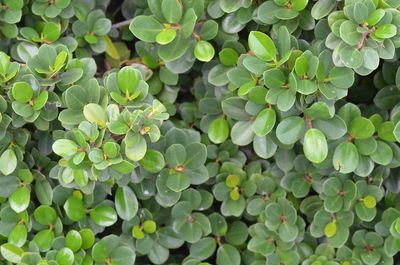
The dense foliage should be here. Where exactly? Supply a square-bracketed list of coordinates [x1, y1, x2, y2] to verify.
[1, 0, 400, 264]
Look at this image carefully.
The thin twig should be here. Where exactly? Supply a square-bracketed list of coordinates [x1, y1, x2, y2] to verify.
[112, 19, 133, 29]
[356, 27, 375, 50]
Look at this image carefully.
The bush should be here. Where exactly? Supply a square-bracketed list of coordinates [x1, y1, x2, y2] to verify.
[1, 0, 400, 264]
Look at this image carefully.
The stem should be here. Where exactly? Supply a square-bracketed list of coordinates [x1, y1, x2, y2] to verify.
[112, 19, 133, 28]
[356, 27, 375, 50]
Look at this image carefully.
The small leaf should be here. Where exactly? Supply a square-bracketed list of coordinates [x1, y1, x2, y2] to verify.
[115, 186, 138, 221]
[34, 205, 57, 225]
[252, 108, 276, 136]
[333, 142, 359, 174]
[90, 206, 118, 227]
[56, 248, 74, 265]
[303, 128, 328, 163]
[156, 29, 177, 45]
[0, 243, 23, 263]
[12, 82, 33, 103]
[375, 24, 397, 39]
[118, 66, 141, 94]
[208, 118, 229, 144]
[143, 220, 157, 234]
[0, 149, 17, 175]
[10, 187, 30, 213]
[161, 0, 182, 23]
[194, 41, 215, 62]
[125, 132, 147, 161]
[83, 103, 107, 127]
[350, 117, 375, 139]
[225, 175, 240, 188]
[129, 15, 164, 42]
[63, 196, 86, 222]
[43, 22, 61, 42]
[248, 31, 276, 62]
[324, 222, 337, 238]
[363, 195, 376, 209]
[52, 139, 78, 157]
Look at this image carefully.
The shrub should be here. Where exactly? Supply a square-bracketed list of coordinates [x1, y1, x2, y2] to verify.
[0, 0, 400, 264]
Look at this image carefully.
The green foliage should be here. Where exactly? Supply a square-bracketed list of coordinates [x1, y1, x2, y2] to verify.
[0, 0, 400, 265]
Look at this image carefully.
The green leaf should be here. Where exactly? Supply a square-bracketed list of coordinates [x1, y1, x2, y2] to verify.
[104, 35, 120, 60]
[161, 0, 182, 23]
[65, 230, 82, 252]
[276, 116, 305, 145]
[219, 48, 239, 66]
[329, 67, 354, 89]
[115, 186, 138, 221]
[166, 144, 186, 166]
[118, 66, 141, 94]
[363, 195, 376, 209]
[10, 187, 30, 213]
[208, 118, 229, 144]
[370, 140, 393, 165]
[216, 244, 240, 265]
[56, 248, 74, 265]
[0, 51, 10, 75]
[33, 205, 57, 225]
[194, 41, 215, 62]
[83, 103, 107, 127]
[339, 46, 363, 69]
[0, 149, 17, 175]
[129, 15, 164, 42]
[304, 102, 333, 120]
[184, 142, 207, 169]
[375, 24, 397, 39]
[294, 56, 308, 76]
[252, 108, 276, 136]
[279, 222, 299, 242]
[0, 243, 23, 263]
[12, 82, 33, 103]
[263, 68, 286, 89]
[167, 172, 191, 192]
[64, 196, 86, 222]
[8, 224, 27, 247]
[33, 230, 54, 251]
[333, 141, 359, 173]
[190, 237, 216, 260]
[353, 2, 368, 24]
[394, 122, 400, 142]
[33, 91, 48, 110]
[225, 175, 240, 188]
[43, 22, 61, 42]
[248, 31, 276, 62]
[367, 9, 385, 26]
[132, 226, 145, 239]
[125, 132, 147, 161]
[90, 206, 118, 227]
[143, 220, 157, 234]
[52, 139, 78, 157]
[110, 245, 136, 265]
[324, 222, 337, 237]
[156, 29, 177, 45]
[91, 240, 109, 263]
[231, 120, 255, 146]
[350, 117, 375, 139]
[80, 229, 95, 249]
[303, 128, 328, 163]
[339, 21, 362, 46]
[375, 121, 393, 142]
[311, 0, 336, 19]
[158, 32, 190, 62]
[139, 150, 165, 173]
